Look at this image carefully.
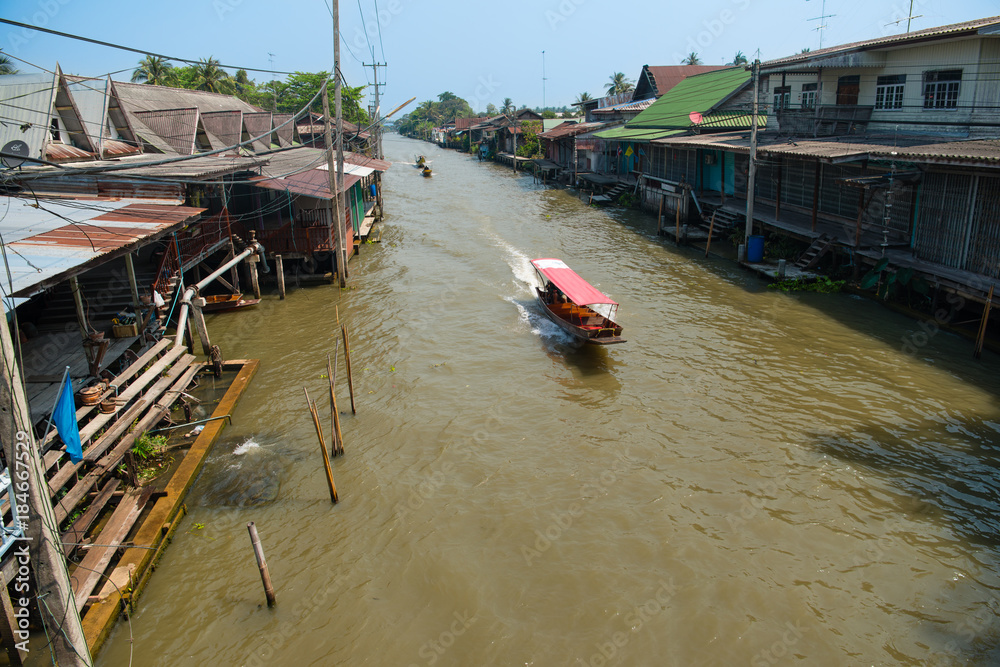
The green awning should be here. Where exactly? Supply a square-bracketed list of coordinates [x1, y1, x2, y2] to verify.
[593, 127, 684, 142]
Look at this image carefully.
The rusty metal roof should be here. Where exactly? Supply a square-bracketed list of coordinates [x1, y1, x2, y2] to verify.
[45, 142, 96, 163]
[763, 16, 1000, 69]
[113, 80, 264, 114]
[0, 197, 204, 298]
[251, 169, 361, 200]
[200, 110, 243, 151]
[243, 112, 273, 151]
[272, 113, 294, 147]
[345, 153, 391, 171]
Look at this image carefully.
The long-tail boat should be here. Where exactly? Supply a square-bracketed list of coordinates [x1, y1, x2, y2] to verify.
[530, 258, 626, 345]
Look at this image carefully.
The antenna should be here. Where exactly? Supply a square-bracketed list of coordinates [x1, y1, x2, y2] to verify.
[542, 50, 547, 110]
[807, 0, 835, 49]
[268, 52, 277, 112]
[884, 0, 922, 32]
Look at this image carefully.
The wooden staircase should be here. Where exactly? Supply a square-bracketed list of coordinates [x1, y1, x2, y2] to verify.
[701, 205, 741, 237]
[590, 183, 629, 205]
[794, 234, 835, 270]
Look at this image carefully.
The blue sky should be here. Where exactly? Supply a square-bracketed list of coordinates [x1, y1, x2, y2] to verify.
[2, 0, 997, 116]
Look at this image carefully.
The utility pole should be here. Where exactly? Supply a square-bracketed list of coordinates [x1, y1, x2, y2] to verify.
[0, 305, 92, 666]
[323, 0, 347, 287]
[745, 58, 760, 242]
[268, 52, 277, 113]
[364, 61, 387, 160]
[542, 50, 546, 111]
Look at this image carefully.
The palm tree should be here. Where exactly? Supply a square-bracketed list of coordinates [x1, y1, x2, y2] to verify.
[575, 92, 593, 104]
[681, 52, 702, 65]
[500, 97, 515, 116]
[730, 51, 748, 66]
[131, 56, 173, 85]
[0, 52, 17, 76]
[606, 72, 634, 96]
[800, 47, 812, 54]
[191, 57, 233, 94]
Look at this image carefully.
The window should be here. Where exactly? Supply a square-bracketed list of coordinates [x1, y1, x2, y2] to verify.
[773, 86, 791, 110]
[875, 74, 906, 110]
[923, 70, 961, 109]
[50, 118, 60, 142]
[836, 75, 860, 105]
[801, 83, 818, 109]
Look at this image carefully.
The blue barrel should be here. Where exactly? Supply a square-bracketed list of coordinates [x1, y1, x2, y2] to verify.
[747, 235, 765, 263]
[369, 183, 377, 197]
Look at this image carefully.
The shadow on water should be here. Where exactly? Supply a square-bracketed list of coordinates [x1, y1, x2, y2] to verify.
[811, 416, 1000, 547]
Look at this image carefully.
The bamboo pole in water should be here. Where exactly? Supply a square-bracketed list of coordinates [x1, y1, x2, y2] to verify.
[705, 212, 717, 258]
[974, 285, 994, 359]
[342, 324, 356, 414]
[247, 522, 276, 607]
[675, 204, 681, 245]
[303, 387, 338, 502]
[327, 352, 345, 455]
[657, 195, 664, 235]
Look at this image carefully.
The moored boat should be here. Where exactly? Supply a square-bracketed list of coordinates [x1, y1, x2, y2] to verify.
[201, 293, 261, 312]
[530, 258, 626, 345]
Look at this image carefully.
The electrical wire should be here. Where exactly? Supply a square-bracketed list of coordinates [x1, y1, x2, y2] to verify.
[373, 0, 387, 62]
[0, 18, 296, 76]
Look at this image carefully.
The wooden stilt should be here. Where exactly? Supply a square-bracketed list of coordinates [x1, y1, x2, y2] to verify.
[705, 212, 717, 258]
[974, 285, 994, 359]
[190, 298, 212, 355]
[249, 256, 261, 300]
[276, 254, 286, 300]
[657, 195, 664, 235]
[675, 204, 681, 245]
[341, 324, 356, 414]
[247, 522, 276, 607]
[303, 387, 338, 503]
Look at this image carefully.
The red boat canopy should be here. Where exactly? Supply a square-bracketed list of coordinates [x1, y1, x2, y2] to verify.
[531, 258, 618, 306]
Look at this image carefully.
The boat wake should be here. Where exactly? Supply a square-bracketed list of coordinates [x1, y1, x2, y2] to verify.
[233, 437, 261, 456]
[488, 233, 538, 294]
[504, 296, 575, 344]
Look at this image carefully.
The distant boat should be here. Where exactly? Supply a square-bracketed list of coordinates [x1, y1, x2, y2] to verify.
[530, 258, 625, 345]
[415, 155, 426, 167]
[422, 166, 432, 177]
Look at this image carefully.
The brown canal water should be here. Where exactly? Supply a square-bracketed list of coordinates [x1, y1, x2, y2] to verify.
[93, 134, 1000, 667]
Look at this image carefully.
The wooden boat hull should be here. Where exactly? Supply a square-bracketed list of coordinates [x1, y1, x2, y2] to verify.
[535, 289, 626, 345]
[201, 294, 261, 312]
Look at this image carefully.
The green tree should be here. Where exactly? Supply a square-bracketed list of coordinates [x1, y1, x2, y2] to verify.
[191, 57, 234, 94]
[500, 97, 514, 115]
[681, 52, 702, 65]
[800, 47, 811, 53]
[515, 120, 543, 158]
[486, 103, 498, 115]
[131, 56, 174, 85]
[606, 72, 634, 95]
[438, 91, 458, 102]
[575, 92, 592, 104]
[542, 110, 557, 119]
[0, 53, 17, 76]
[730, 51, 748, 66]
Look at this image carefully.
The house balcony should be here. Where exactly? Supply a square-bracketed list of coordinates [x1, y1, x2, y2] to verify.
[776, 105, 874, 137]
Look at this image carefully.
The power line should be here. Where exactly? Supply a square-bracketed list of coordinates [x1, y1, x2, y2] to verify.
[0, 18, 297, 76]
[373, 0, 387, 62]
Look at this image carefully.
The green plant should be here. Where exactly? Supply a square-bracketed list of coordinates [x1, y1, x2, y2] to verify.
[859, 259, 930, 301]
[133, 432, 167, 461]
[768, 276, 845, 293]
[616, 192, 639, 208]
[764, 233, 803, 261]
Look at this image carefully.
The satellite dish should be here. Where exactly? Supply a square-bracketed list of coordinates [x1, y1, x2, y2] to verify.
[1, 140, 29, 169]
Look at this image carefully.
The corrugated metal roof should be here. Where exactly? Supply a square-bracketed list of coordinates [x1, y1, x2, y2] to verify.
[133, 108, 200, 155]
[642, 65, 728, 98]
[66, 76, 109, 155]
[697, 112, 767, 129]
[251, 169, 362, 200]
[45, 143, 95, 162]
[593, 127, 683, 142]
[272, 113, 294, 147]
[626, 67, 752, 129]
[0, 72, 57, 161]
[592, 99, 655, 114]
[243, 111, 273, 151]
[763, 16, 1000, 69]
[113, 80, 264, 114]
[200, 110, 243, 150]
[539, 121, 606, 140]
[0, 197, 203, 297]
[345, 153, 391, 172]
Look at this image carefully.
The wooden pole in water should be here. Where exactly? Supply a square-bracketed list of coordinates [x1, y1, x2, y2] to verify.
[246, 522, 276, 607]
[190, 297, 212, 355]
[705, 212, 717, 258]
[248, 255, 261, 300]
[675, 203, 681, 245]
[327, 353, 345, 455]
[341, 324, 356, 414]
[275, 254, 286, 299]
[974, 285, 994, 359]
[303, 387, 338, 502]
[656, 194, 664, 235]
